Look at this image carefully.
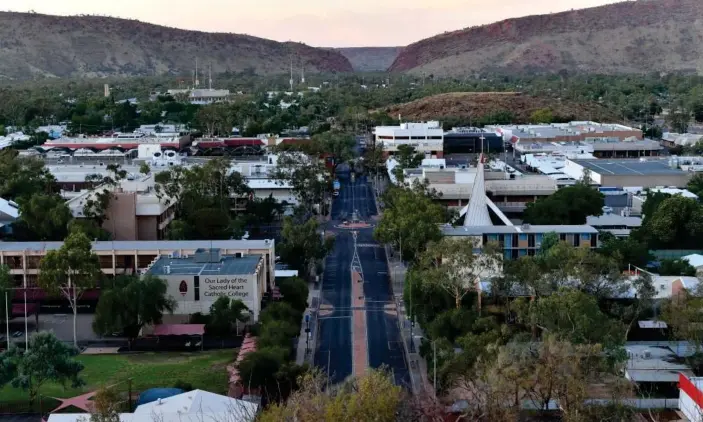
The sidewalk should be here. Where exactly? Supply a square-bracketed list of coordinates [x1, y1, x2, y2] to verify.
[373, 177, 435, 398]
[295, 285, 320, 365]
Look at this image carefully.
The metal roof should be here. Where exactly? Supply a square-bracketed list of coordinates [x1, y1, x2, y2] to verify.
[571, 159, 684, 176]
[586, 214, 642, 227]
[442, 225, 598, 236]
[463, 158, 493, 227]
[0, 239, 274, 252]
[147, 254, 262, 276]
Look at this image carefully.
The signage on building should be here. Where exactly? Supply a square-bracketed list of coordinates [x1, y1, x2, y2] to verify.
[202, 276, 253, 300]
[179, 280, 188, 296]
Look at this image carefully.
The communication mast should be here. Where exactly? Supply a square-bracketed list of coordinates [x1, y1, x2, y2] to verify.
[301, 57, 305, 84]
[289, 55, 294, 91]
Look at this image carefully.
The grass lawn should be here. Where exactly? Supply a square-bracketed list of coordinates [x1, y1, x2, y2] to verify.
[0, 349, 235, 410]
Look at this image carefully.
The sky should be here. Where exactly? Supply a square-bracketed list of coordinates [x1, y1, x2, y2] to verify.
[6, 0, 623, 47]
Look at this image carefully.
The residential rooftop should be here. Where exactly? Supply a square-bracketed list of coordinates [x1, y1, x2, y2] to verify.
[570, 159, 684, 176]
[586, 214, 642, 227]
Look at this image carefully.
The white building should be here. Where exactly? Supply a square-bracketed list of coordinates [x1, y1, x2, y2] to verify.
[46, 389, 258, 422]
[374, 121, 444, 157]
[680, 375, 703, 422]
[0, 198, 19, 231]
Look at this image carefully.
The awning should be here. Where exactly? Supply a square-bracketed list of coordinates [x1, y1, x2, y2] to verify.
[152, 324, 205, 336]
[11, 302, 39, 318]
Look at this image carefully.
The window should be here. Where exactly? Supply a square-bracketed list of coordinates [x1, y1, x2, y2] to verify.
[559, 233, 566, 241]
[194, 276, 200, 301]
[528, 234, 535, 248]
[519, 234, 528, 241]
[582, 233, 591, 240]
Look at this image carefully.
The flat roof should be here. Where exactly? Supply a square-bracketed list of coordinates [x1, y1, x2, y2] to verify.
[442, 225, 598, 236]
[147, 254, 262, 276]
[571, 159, 684, 176]
[586, 214, 642, 227]
[0, 239, 274, 253]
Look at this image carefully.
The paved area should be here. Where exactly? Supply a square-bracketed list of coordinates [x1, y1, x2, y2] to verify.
[314, 169, 410, 388]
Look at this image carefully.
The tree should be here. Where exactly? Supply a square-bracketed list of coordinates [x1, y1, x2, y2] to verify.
[279, 217, 334, 277]
[415, 237, 500, 309]
[2, 331, 85, 404]
[276, 277, 309, 313]
[663, 285, 703, 351]
[271, 151, 329, 214]
[688, 173, 703, 198]
[598, 232, 652, 270]
[205, 296, 249, 336]
[259, 369, 403, 422]
[523, 183, 604, 225]
[374, 182, 445, 263]
[0, 150, 58, 201]
[529, 108, 555, 124]
[515, 289, 624, 349]
[658, 258, 697, 276]
[236, 346, 288, 391]
[38, 228, 102, 346]
[309, 131, 355, 176]
[92, 274, 176, 346]
[645, 195, 703, 249]
[392, 145, 424, 182]
[88, 386, 123, 422]
[16, 193, 72, 241]
[139, 162, 151, 176]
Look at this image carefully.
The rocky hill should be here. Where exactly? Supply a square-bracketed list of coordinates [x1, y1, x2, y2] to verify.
[334, 47, 403, 72]
[381, 92, 618, 123]
[389, 0, 703, 76]
[0, 12, 353, 80]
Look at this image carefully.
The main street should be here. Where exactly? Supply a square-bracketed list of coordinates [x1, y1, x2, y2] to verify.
[314, 165, 410, 387]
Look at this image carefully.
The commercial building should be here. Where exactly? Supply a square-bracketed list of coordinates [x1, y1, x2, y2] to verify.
[401, 160, 557, 214]
[66, 175, 175, 241]
[0, 239, 276, 295]
[145, 248, 267, 320]
[661, 132, 703, 148]
[561, 158, 695, 188]
[43, 133, 191, 152]
[488, 122, 642, 144]
[374, 121, 444, 158]
[516, 138, 662, 158]
[443, 127, 504, 155]
[167, 88, 231, 105]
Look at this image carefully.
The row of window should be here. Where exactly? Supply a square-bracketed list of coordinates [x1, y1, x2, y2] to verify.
[483, 232, 597, 250]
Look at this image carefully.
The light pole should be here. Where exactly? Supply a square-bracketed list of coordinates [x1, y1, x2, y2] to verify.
[416, 335, 437, 393]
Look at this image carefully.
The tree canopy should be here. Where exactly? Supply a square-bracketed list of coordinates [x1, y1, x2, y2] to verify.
[93, 274, 176, 344]
[523, 183, 604, 225]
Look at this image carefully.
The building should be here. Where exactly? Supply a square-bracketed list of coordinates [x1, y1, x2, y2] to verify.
[561, 158, 695, 188]
[374, 121, 444, 158]
[47, 389, 258, 422]
[43, 133, 191, 152]
[401, 158, 557, 214]
[66, 175, 175, 241]
[0, 198, 19, 234]
[135, 124, 187, 136]
[488, 122, 642, 145]
[0, 239, 276, 295]
[586, 213, 642, 238]
[443, 127, 504, 155]
[661, 132, 703, 148]
[516, 138, 662, 158]
[145, 248, 267, 320]
[442, 224, 599, 259]
[167, 88, 231, 105]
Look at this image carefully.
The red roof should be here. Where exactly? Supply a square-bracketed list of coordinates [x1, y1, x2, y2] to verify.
[152, 324, 205, 336]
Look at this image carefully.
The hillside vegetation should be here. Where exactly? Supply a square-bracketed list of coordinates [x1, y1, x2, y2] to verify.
[381, 92, 618, 124]
[390, 0, 703, 76]
[0, 12, 353, 80]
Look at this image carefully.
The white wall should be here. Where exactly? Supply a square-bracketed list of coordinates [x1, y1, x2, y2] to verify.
[680, 390, 703, 422]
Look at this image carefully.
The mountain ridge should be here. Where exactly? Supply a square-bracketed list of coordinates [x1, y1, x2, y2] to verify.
[0, 12, 353, 80]
[389, 0, 703, 75]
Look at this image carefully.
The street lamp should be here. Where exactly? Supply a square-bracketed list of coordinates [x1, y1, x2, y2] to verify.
[415, 335, 438, 393]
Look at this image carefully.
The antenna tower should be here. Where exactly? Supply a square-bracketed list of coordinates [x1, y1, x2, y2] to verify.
[289, 56, 294, 91]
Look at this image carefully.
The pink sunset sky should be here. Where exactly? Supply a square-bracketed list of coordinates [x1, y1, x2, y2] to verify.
[7, 0, 622, 47]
